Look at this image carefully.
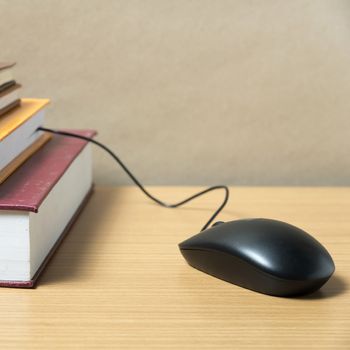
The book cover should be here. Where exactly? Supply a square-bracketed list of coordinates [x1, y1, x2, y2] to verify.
[0, 82, 20, 98]
[0, 98, 49, 140]
[0, 129, 96, 212]
[0, 63, 16, 88]
[0, 129, 96, 288]
[0, 132, 52, 184]
[0, 83, 21, 116]
[0, 188, 94, 288]
[0, 80, 16, 94]
[0, 99, 20, 117]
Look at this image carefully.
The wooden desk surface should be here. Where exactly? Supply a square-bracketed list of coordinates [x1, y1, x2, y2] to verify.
[0, 186, 349, 349]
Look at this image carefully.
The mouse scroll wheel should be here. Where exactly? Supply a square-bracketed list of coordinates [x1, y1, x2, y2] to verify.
[212, 221, 225, 227]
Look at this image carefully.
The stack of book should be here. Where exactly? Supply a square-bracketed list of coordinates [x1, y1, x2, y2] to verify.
[0, 63, 95, 288]
[0, 63, 21, 116]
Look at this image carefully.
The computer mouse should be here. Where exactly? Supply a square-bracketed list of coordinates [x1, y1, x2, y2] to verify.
[179, 218, 335, 297]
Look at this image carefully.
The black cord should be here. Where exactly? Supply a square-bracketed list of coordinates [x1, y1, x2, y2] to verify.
[38, 127, 230, 231]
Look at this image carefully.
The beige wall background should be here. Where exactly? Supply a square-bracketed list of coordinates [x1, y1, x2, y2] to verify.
[1, 0, 350, 185]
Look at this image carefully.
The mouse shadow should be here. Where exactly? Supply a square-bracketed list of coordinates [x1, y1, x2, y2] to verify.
[38, 187, 124, 286]
[295, 275, 348, 300]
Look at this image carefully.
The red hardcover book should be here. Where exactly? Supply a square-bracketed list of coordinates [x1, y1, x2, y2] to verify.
[0, 129, 96, 288]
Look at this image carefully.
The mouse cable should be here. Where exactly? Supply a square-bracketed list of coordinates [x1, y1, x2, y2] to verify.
[38, 127, 230, 231]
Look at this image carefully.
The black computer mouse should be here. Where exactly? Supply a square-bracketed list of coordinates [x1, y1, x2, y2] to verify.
[179, 218, 335, 297]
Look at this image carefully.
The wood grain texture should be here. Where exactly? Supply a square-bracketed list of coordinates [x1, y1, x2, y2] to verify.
[0, 186, 349, 349]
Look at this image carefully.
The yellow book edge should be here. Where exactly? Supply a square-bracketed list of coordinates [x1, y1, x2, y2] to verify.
[0, 98, 50, 141]
[0, 132, 52, 184]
